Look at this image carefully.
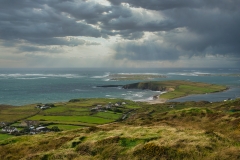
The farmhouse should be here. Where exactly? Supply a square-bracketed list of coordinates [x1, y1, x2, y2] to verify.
[2, 126, 18, 133]
[0, 122, 7, 127]
[35, 103, 54, 110]
[91, 101, 127, 112]
[36, 126, 49, 132]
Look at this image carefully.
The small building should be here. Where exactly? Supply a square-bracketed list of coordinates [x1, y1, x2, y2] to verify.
[105, 105, 111, 109]
[0, 122, 7, 127]
[36, 126, 49, 132]
[2, 126, 18, 133]
[35, 104, 41, 108]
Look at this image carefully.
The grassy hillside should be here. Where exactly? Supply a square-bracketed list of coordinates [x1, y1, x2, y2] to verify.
[0, 98, 240, 160]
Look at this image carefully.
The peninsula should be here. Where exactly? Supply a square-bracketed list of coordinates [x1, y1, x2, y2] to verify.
[122, 80, 227, 100]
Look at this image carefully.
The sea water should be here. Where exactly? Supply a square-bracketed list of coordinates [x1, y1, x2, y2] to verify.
[0, 68, 239, 106]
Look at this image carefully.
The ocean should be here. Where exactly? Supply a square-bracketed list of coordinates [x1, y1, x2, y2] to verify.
[0, 68, 239, 106]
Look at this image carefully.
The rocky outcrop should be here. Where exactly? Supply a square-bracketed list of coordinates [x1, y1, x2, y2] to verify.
[122, 82, 167, 91]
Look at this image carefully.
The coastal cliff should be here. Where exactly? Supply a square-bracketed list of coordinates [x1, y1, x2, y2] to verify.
[122, 82, 167, 91]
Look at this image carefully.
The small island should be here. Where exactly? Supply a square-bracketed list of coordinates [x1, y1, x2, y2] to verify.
[107, 74, 166, 81]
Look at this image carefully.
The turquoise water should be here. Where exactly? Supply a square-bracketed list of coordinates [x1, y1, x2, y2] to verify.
[0, 68, 239, 106]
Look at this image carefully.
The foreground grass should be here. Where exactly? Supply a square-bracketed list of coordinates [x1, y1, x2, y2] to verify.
[0, 98, 239, 160]
[47, 124, 83, 131]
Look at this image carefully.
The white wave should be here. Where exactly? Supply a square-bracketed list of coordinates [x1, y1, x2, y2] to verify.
[167, 72, 198, 76]
[0, 73, 82, 78]
[72, 89, 89, 92]
[193, 72, 211, 75]
[105, 95, 111, 97]
[134, 96, 155, 102]
[132, 93, 144, 97]
[16, 77, 47, 80]
[168, 71, 211, 76]
[116, 72, 161, 75]
[91, 72, 110, 79]
[160, 91, 167, 94]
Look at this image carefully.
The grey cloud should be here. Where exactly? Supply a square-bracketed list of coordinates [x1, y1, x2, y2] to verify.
[162, 8, 240, 57]
[49, 1, 176, 39]
[113, 41, 179, 61]
[25, 37, 100, 46]
[0, 0, 239, 62]
[0, 0, 102, 47]
[109, 0, 240, 61]
[108, 0, 201, 10]
[108, 0, 240, 11]
[48, 0, 111, 24]
[18, 45, 62, 53]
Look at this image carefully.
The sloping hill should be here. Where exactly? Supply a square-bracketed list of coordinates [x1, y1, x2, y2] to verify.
[0, 99, 239, 160]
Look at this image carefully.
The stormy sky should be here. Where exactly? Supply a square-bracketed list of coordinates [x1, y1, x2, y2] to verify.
[0, 0, 239, 68]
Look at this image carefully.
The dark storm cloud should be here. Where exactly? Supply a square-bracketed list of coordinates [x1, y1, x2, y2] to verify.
[110, 0, 240, 61]
[0, 0, 102, 47]
[108, 0, 240, 11]
[0, 0, 178, 44]
[0, 0, 239, 63]
[50, 1, 176, 39]
[108, 0, 201, 10]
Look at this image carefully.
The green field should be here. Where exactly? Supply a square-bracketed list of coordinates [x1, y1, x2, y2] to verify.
[0, 134, 13, 141]
[0, 98, 137, 134]
[28, 115, 115, 124]
[0, 105, 39, 122]
[161, 82, 227, 99]
[95, 111, 122, 119]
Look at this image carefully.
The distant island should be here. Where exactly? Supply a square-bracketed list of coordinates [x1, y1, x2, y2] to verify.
[107, 73, 166, 80]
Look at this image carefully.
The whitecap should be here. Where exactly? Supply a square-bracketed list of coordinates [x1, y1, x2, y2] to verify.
[91, 72, 110, 79]
[0, 73, 83, 79]
[16, 77, 47, 80]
